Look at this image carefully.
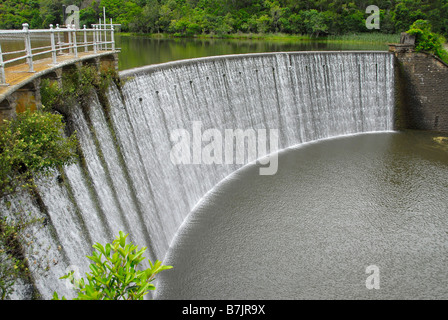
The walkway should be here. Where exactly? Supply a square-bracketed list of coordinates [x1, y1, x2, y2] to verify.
[0, 50, 119, 100]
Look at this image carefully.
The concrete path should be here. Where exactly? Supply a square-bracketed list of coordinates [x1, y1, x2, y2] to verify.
[0, 50, 118, 100]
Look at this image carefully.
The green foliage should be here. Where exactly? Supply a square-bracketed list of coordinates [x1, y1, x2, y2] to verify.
[302, 9, 329, 37]
[0, 109, 78, 198]
[392, 0, 428, 32]
[53, 231, 172, 300]
[80, 5, 99, 28]
[40, 65, 120, 111]
[40, 80, 63, 110]
[0, 216, 29, 300]
[407, 20, 448, 64]
[0, 0, 39, 29]
[256, 14, 271, 34]
[1, 1, 448, 37]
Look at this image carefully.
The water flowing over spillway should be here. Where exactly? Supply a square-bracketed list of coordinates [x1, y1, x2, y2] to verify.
[3, 52, 395, 299]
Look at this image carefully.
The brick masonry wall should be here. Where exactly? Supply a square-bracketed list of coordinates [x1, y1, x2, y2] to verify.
[394, 52, 448, 133]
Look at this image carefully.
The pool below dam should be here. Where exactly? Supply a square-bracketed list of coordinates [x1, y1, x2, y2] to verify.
[155, 130, 448, 300]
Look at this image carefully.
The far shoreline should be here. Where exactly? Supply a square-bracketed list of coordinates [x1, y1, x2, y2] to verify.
[116, 31, 401, 44]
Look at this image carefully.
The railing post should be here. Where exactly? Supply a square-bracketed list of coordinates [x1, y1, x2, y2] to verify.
[83, 25, 88, 52]
[56, 24, 62, 54]
[103, 7, 107, 51]
[99, 18, 102, 50]
[93, 25, 98, 53]
[0, 43, 6, 85]
[72, 24, 78, 58]
[22, 23, 34, 72]
[50, 24, 57, 64]
[68, 24, 72, 54]
[111, 19, 115, 51]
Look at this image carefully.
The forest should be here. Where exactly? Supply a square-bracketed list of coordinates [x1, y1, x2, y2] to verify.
[0, 0, 447, 37]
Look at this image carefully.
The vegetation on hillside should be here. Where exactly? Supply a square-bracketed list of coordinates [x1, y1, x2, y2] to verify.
[0, 0, 447, 38]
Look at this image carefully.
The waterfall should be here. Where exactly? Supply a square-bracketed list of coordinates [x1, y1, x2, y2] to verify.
[2, 52, 394, 299]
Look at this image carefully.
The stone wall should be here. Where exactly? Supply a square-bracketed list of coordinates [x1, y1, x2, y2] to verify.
[394, 51, 448, 133]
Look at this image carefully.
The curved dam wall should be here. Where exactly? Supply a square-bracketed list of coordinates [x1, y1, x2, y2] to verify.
[2, 52, 394, 299]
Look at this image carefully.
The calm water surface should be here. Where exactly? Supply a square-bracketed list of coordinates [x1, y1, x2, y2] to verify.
[0, 34, 389, 70]
[115, 35, 390, 70]
[156, 130, 448, 300]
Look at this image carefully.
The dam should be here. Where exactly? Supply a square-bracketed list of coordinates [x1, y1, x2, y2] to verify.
[2, 51, 448, 299]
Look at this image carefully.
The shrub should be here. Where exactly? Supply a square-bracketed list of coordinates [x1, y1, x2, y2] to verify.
[0, 108, 78, 197]
[407, 20, 448, 64]
[40, 65, 120, 112]
[53, 231, 172, 300]
[40, 79, 63, 111]
[0, 104, 78, 299]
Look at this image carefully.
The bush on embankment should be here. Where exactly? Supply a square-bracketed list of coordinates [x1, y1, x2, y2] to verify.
[0, 107, 78, 299]
[407, 20, 448, 64]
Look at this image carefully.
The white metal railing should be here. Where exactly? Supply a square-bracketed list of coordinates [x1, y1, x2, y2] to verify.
[0, 20, 119, 85]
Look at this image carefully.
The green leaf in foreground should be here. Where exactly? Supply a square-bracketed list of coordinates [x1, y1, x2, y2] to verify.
[52, 232, 172, 300]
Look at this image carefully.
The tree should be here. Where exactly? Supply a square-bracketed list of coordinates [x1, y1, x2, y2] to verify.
[158, 4, 174, 31]
[303, 9, 329, 37]
[379, 8, 395, 34]
[339, 3, 364, 34]
[288, 13, 305, 34]
[139, 1, 162, 33]
[215, 13, 235, 35]
[256, 14, 271, 33]
[80, 6, 99, 28]
[393, 0, 428, 32]
[39, 0, 64, 27]
[427, 0, 448, 36]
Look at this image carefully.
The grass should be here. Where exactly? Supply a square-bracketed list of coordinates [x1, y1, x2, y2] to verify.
[117, 32, 311, 41]
[320, 33, 400, 43]
[197, 32, 314, 41]
[117, 32, 401, 44]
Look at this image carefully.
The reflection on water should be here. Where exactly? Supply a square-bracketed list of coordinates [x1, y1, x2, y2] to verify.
[0, 34, 390, 70]
[115, 35, 390, 70]
[0, 37, 52, 66]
